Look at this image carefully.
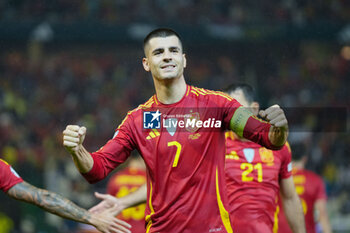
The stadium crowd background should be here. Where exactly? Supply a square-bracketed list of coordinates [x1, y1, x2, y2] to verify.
[0, 0, 349, 232]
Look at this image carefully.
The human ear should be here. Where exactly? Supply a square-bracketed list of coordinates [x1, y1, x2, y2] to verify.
[142, 57, 150, 71]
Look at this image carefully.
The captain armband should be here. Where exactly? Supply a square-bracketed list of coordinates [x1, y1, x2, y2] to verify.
[229, 107, 254, 138]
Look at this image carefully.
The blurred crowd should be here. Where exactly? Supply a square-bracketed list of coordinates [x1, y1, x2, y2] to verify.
[0, 39, 349, 232]
[0, 0, 350, 25]
[0, 0, 349, 232]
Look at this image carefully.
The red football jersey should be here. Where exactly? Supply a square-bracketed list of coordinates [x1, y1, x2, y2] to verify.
[0, 159, 23, 192]
[107, 167, 147, 233]
[225, 132, 292, 233]
[277, 168, 327, 233]
[82, 85, 273, 233]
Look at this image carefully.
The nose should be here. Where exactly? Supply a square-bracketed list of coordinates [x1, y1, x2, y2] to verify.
[162, 50, 172, 62]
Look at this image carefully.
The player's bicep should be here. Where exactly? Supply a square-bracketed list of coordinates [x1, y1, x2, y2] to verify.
[280, 177, 297, 200]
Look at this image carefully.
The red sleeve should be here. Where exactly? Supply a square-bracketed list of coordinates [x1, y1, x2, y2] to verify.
[0, 160, 23, 192]
[81, 115, 135, 184]
[220, 94, 280, 150]
[314, 175, 327, 201]
[222, 97, 241, 128]
[242, 116, 278, 150]
[279, 143, 292, 179]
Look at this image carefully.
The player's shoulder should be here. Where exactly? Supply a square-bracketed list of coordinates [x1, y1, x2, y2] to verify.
[130, 96, 156, 115]
[275, 141, 292, 156]
[117, 96, 155, 129]
[189, 86, 233, 101]
[0, 159, 10, 167]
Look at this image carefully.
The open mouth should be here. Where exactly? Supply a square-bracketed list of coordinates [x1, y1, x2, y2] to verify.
[161, 64, 176, 70]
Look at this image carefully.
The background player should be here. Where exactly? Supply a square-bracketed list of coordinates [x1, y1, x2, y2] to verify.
[0, 159, 131, 233]
[278, 143, 333, 233]
[63, 28, 289, 233]
[78, 154, 147, 233]
[224, 83, 305, 233]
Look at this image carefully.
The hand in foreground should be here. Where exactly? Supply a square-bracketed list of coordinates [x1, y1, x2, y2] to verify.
[259, 104, 288, 129]
[259, 104, 288, 147]
[63, 125, 86, 154]
[90, 204, 131, 233]
[90, 192, 126, 216]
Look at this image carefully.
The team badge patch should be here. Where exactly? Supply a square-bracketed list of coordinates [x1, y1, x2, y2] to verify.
[259, 147, 274, 165]
[184, 111, 200, 133]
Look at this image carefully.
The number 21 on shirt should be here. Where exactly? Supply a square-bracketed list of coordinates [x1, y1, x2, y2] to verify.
[241, 162, 263, 182]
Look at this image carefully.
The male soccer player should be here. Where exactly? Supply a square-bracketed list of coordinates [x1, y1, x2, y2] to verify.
[0, 159, 131, 233]
[278, 143, 333, 233]
[224, 84, 305, 233]
[63, 28, 289, 233]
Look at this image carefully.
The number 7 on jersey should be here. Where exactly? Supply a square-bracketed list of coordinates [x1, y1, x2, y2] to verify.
[168, 141, 182, 167]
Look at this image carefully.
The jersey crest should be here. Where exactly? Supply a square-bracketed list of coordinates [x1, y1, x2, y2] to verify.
[259, 147, 274, 166]
[243, 148, 255, 163]
[184, 111, 200, 133]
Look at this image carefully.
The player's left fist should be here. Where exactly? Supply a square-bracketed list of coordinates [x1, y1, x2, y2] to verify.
[259, 104, 288, 128]
[63, 125, 86, 154]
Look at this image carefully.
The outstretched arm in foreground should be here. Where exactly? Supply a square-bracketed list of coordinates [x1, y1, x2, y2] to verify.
[90, 183, 147, 215]
[280, 177, 306, 233]
[7, 181, 131, 233]
[230, 104, 288, 149]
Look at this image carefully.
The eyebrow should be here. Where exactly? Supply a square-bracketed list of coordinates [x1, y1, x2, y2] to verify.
[152, 48, 164, 55]
[151, 46, 181, 55]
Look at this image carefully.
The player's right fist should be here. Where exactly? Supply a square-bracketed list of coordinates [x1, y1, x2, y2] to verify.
[63, 125, 86, 153]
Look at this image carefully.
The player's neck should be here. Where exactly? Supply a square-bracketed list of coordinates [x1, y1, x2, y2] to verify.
[153, 76, 187, 104]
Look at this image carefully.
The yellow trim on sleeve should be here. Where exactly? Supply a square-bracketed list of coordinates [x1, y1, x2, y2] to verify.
[186, 85, 191, 96]
[191, 90, 199, 96]
[117, 97, 155, 130]
[145, 181, 155, 233]
[153, 95, 159, 105]
[192, 87, 233, 101]
[229, 106, 253, 138]
[0, 159, 9, 165]
[285, 141, 291, 153]
[193, 87, 207, 95]
[216, 168, 233, 233]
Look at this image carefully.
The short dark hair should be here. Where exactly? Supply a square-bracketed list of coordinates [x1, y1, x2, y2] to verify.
[223, 83, 256, 104]
[143, 28, 182, 50]
[291, 143, 307, 161]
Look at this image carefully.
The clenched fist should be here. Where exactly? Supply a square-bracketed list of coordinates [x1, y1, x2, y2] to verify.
[259, 104, 288, 147]
[259, 104, 288, 129]
[63, 125, 86, 154]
